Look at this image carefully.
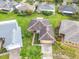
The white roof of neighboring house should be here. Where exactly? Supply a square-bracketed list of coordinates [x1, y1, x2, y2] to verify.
[37, 3, 55, 12]
[0, 20, 22, 51]
[59, 20, 79, 44]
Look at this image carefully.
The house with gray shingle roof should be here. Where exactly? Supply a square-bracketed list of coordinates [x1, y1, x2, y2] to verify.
[72, 0, 78, 3]
[39, 25, 55, 44]
[27, 17, 50, 33]
[28, 17, 56, 45]
[0, 0, 18, 13]
[59, 5, 77, 14]
[63, 0, 79, 4]
[37, 3, 55, 14]
[59, 20, 79, 44]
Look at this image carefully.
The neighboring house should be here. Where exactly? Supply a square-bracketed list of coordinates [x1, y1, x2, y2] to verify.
[27, 17, 50, 33]
[37, 3, 55, 14]
[0, 0, 17, 13]
[28, 17, 56, 45]
[39, 25, 55, 44]
[0, 20, 22, 59]
[59, 5, 77, 14]
[15, 3, 35, 13]
[72, 0, 79, 3]
[59, 20, 79, 44]
[62, 0, 78, 5]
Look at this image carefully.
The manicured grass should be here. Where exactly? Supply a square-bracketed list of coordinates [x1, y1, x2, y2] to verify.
[0, 54, 9, 59]
[0, 12, 77, 59]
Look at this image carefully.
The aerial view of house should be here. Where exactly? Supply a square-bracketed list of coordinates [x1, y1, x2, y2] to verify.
[36, 2, 55, 14]
[0, 0, 79, 59]
[0, 20, 22, 59]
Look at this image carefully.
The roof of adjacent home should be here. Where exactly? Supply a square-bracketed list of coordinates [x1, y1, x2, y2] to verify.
[28, 17, 50, 32]
[59, 5, 76, 14]
[0, 20, 22, 51]
[39, 25, 55, 41]
[72, 0, 78, 3]
[15, 3, 35, 11]
[37, 3, 55, 11]
[59, 20, 79, 44]
[0, 1, 14, 11]
[59, 20, 79, 34]
[0, 0, 18, 11]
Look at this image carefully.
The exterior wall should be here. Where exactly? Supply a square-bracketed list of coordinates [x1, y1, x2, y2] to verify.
[40, 40, 53, 44]
[0, 41, 2, 49]
[59, 34, 65, 42]
[8, 48, 21, 59]
[0, 38, 5, 49]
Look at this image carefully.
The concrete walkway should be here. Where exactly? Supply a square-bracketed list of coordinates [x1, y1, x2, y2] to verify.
[9, 48, 21, 59]
[41, 44, 53, 59]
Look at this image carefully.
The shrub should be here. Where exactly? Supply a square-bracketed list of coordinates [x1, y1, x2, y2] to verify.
[42, 11, 53, 16]
[0, 48, 7, 54]
[25, 10, 33, 15]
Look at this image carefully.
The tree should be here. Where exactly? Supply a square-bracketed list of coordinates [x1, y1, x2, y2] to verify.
[54, 0, 63, 5]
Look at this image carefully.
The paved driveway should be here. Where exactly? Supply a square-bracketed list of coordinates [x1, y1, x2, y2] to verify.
[41, 44, 53, 59]
[9, 48, 21, 59]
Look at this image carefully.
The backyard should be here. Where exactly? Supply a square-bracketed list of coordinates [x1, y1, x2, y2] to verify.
[0, 12, 79, 59]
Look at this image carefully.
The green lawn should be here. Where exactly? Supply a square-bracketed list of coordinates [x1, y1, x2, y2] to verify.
[0, 12, 78, 59]
[0, 54, 9, 59]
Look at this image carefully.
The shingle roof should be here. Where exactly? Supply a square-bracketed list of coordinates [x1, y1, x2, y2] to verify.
[59, 20, 79, 34]
[15, 3, 35, 11]
[0, 20, 22, 50]
[37, 3, 55, 11]
[0, 1, 14, 11]
[39, 25, 55, 41]
[59, 5, 76, 14]
[72, 0, 78, 3]
[28, 17, 50, 32]
[59, 20, 79, 44]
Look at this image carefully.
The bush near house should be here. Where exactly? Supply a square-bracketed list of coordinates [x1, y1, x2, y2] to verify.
[0, 48, 7, 54]
[26, 10, 34, 15]
[42, 11, 53, 16]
